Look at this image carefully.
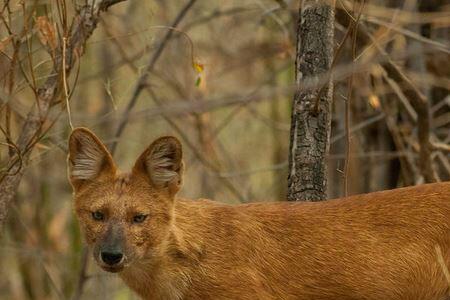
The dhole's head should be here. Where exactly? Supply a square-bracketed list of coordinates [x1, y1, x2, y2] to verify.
[68, 128, 183, 273]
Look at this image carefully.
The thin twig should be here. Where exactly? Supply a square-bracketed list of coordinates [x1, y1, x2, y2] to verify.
[71, 247, 89, 300]
[62, 36, 73, 129]
[435, 245, 450, 293]
[343, 0, 364, 197]
[432, 142, 450, 153]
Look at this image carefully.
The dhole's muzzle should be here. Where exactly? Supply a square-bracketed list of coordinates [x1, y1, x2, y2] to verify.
[94, 223, 127, 273]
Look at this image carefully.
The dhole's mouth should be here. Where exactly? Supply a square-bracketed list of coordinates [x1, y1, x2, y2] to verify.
[100, 264, 124, 273]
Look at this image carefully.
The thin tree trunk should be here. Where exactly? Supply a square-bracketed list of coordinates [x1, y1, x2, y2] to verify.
[287, 0, 335, 201]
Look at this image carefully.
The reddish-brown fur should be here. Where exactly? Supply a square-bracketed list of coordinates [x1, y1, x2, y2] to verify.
[68, 128, 450, 300]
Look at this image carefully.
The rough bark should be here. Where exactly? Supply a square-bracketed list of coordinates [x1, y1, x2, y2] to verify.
[0, 0, 126, 233]
[287, 1, 334, 201]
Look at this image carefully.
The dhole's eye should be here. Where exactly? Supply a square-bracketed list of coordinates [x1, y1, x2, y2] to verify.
[132, 214, 147, 224]
[91, 211, 105, 221]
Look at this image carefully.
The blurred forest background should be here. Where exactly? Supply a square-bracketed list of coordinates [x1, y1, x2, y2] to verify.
[0, 0, 449, 299]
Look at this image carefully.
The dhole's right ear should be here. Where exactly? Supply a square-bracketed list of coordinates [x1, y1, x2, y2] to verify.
[68, 127, 116, 191]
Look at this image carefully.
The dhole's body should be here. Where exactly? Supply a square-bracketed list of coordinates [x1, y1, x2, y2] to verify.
[68, 128, 450, 300]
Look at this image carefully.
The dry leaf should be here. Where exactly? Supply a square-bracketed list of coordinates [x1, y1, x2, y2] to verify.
[35, 16, 57, 51]
[0, 36, 13, 52]
[369, 94, 380, 109]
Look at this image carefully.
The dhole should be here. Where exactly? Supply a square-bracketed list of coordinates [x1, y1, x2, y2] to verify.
[68, 127, 450, 300]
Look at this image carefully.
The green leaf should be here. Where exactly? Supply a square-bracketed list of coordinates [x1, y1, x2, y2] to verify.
[195, 76, 201, 87]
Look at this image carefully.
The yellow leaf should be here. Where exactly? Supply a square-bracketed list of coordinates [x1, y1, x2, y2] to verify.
[193, 61, 204, 74]
[369, 94, 380, 109]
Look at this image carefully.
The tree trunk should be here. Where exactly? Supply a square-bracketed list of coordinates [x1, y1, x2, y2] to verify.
[287, 1, 334, 201]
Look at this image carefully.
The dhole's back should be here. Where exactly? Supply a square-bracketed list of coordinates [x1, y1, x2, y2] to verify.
[165, 183, 450, 300]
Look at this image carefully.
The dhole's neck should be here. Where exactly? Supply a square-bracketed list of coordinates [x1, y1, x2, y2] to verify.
[120, 198, 217, 300]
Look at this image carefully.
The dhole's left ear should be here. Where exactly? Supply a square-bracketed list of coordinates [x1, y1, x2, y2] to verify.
[133, 136, 183, 195]
[68, 127, 116, 191]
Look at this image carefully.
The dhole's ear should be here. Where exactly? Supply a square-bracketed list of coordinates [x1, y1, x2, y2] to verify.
[68, 127, 116, 191]
[133, 136, 183, 195]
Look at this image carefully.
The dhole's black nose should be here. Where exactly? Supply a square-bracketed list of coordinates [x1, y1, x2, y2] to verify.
[101, 251, 123, 266]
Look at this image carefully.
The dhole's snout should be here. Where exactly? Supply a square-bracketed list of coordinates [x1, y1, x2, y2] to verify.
[95, 224, 127, 273]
